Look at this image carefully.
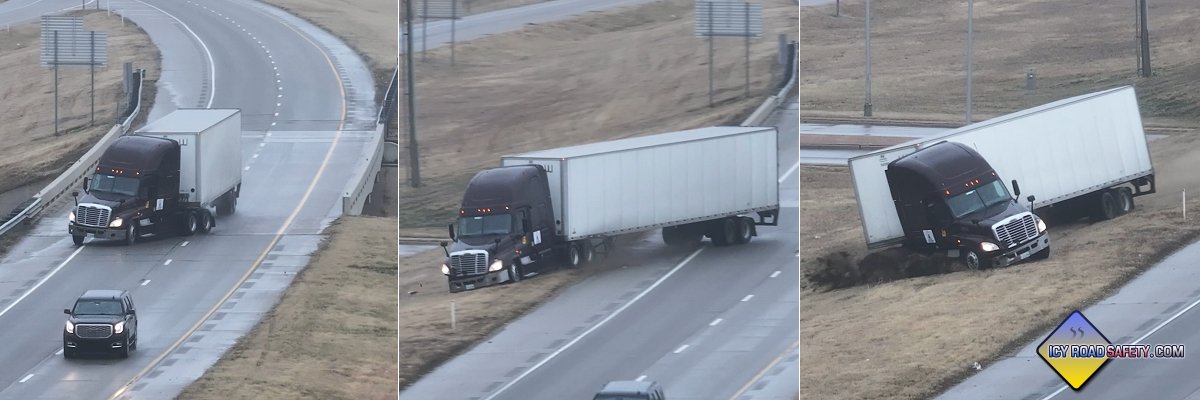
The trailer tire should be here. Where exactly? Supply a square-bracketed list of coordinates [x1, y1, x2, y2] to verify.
[1116, 188, 1134, 215]
[216, 194, 237, 216]
[1096, 191, 1119, 220]
[662, 226, 682, 246]
[72, 234, 85, 246]
[710, 218, 737, 247]
[181, 212, 198, 236]
[733, 217, 754, 245]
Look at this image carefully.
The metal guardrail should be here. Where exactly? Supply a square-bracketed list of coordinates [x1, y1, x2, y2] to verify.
[0, 69, 145, 238]
[341, 67, 398, 215]
[742, 41, 797, 127]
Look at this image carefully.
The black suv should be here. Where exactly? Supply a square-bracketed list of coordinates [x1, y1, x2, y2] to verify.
[63, 289, 138, 358]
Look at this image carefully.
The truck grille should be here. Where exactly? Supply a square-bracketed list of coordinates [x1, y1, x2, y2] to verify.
[75, 205, 111, 228]
[994, 213, 1038, 248]
[450, 251, 488, 276]
[76, 324, 113, 339]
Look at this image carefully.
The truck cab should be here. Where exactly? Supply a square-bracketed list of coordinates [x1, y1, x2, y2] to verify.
[70, 135, 184, 246]
[886, 141, 1049, 269]
[441, 165, 561, 292]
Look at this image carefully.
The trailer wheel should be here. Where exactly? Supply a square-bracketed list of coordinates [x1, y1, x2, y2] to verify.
[662, 226, 682, 246]
[733, 217, 754, 245]
[216, 194, 237, 216]
[181, 212, 198, 236]
[1116, 188, 1134, 215]
[1096, 191, 1119, 220]
[72, 234, 85, 246]
[710, 218, 737, 247]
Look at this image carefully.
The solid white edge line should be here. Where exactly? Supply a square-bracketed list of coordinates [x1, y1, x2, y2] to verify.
[673, 344, 689, 354]
[0, 246, 84, 319]
[55, 349, 63, 355]
[778, 161, 799, 184]
[482, 247, 706, 400]
[1038, 296, 1200, 400]
[19, 374, 33, 383]
[131, 0, 218, 108]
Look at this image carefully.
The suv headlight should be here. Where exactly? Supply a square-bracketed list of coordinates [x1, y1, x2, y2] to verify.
[109, 217, 124, 228]
[65, 320, 74, 334]
[980, 241, 1000, 252]
[1037, 217, 1047, 233]
[113, 321, 125, 334]
[489, 259, 504, 272]
[69, 211, 76, 223]
[441, 263, 450, 275]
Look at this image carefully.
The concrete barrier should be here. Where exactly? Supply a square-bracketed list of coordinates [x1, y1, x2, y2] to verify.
[742, 41, 797, 127]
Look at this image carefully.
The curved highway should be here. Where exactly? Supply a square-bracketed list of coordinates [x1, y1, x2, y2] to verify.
[0, 0, 376, 398]
[399, 99, 800, 400]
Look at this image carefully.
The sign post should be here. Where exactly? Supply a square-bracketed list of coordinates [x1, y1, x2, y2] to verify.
[695, 1, 763, 107]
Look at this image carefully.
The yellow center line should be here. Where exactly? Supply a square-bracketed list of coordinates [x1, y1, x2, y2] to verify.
[107, 12, 350, 400]
[727, 340, 799, 400]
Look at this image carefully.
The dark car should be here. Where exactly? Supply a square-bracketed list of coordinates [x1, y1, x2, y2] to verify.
[63, 289, 139, 358]
[594, 380, 666, 400]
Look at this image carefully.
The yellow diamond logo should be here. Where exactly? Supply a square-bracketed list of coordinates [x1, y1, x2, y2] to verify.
[1037, 310, 1112, 389]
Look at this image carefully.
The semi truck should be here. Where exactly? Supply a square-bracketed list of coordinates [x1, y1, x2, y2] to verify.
[848, 86, 1155, 269]
[69, 109, 243, 245]
[439, 126, 781, 292]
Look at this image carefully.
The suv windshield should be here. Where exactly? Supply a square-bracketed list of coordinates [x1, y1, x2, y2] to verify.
[457, 214, 512, 237]
[946, 180, 1011, 219]
[73, 299, 124, 315]
[90, 174, 140, 197]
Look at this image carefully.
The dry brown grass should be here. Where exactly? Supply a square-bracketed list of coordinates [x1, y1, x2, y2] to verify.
[799, 128, 1200, 400]
[0, 10, 160, 195]
[396, 0, 799, 228]
[799, 0, 1200, 126]
[179, 216, 399, 400]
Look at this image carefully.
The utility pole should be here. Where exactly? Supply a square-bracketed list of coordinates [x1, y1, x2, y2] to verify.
[965, 0, 974, 124]
[1137, 0, 1151, 77]
[405, 0, 420, 187]
[863, 0, 872, 117]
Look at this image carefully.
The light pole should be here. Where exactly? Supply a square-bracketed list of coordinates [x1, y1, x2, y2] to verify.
[965, 0, 974, 124]
[864, 0, 872, 117]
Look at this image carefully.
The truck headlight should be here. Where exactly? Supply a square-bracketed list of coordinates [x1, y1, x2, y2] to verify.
[980, 241, 1000, 252]
[1037, 218, 1047, 233]
[109, 217, 124, 228]
[113, 321, 125, 334]
[441, 263, 450, 275]
[65, 320, 74, 334]
[489, 259, 504, 272]
[69, 211, 75, 223]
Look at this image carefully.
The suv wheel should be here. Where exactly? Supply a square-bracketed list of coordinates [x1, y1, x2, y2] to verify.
[63, 347, 76, 359]
[117, 338, 130, 358]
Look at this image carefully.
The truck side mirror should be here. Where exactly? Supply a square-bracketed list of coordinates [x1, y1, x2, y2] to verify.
[1027, 195, 1036, 204]
[1011, 179, 1021, 198]
[447, 223, 455, 240]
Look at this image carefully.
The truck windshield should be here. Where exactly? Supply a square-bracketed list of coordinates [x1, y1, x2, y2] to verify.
[73, 299, 124, 315]
[90, 174, 140, 197]
[457, 215, 512, 237]
[946, 180, 1011, 218]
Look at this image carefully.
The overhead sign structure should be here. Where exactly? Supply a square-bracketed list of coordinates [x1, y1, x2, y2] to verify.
[40, 16, 109, 133]
[416, 0, 461, 65]
[695, 1, 764, 106]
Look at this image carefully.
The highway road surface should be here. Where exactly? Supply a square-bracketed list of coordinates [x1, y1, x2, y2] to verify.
[400, 97, 800, 400]
[936, 240, 1200, 400]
